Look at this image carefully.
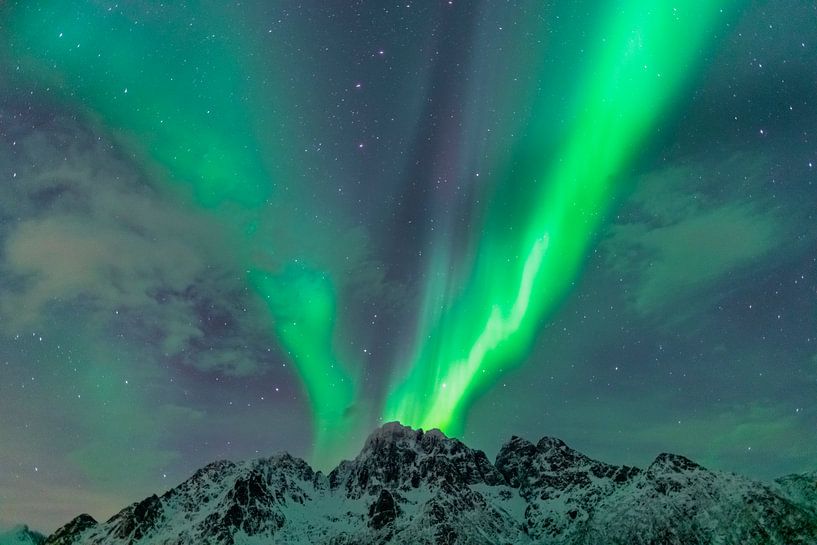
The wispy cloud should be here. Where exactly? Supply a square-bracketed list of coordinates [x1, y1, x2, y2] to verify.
[0, 113, 272, 377]
[602, 153, 797, 321]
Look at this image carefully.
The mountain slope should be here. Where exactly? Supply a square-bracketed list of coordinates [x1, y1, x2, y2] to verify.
[0, 525, 45, 545]
[777, 470, 817, 516]
[43, 422, 817, 545]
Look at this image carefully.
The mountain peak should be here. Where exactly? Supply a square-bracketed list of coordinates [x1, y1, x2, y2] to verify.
[361, 421, 424, 449]
[328, 421, 504, 496]
[42, 514, 97, 545]
[536, 435, 589, 463]
[355, 421, 470, 464]
[497, 434, 586, 468]
[360, 421, 451, 452]
[649, 452, 703, 473]
[502, 435, 536, 451]
[535, 435, 589, 466]
[536, 436, 569, 450]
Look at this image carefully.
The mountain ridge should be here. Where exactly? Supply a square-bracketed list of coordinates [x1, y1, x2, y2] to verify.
[32, 422, 817, 544]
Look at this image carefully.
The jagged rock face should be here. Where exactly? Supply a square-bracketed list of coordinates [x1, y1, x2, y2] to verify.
[43, 422, 817, 545]
[327, 422, 524, 544]
[328, 422, 504, 499]
[496, 435, 641, 497]
[106, 495, 164, 541]
[583, 457, 817, 545]
[495, 435, 642, 542]
[42, 515, 97, 545]
[368, 489, 399, 530]
[777, 471, 817, 515]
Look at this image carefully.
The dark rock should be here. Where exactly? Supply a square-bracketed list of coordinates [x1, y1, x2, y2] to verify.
[368, 489, 399, 530]
[43, 514, 97, 545]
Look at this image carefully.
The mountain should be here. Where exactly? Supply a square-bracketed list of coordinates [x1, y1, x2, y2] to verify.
[43, 422, 817, 544]
[777, 470, 817, 516]
[0, 525, 45, 545]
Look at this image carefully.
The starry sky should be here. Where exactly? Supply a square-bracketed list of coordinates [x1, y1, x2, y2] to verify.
[1, 0, 816, 533]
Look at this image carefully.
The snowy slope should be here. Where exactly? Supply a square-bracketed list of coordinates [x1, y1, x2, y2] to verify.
[777, 470, 817, 516]
[43, 422, 817, 545]
[0, 525, 45, 545]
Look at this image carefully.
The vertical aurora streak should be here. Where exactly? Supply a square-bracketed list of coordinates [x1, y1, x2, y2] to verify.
[384, 1, 740, 433]
[250, 265, 357, 464]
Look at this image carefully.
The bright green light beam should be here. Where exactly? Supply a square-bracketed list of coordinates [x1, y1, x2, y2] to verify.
[385, 1, 740, 433]
[250, 265, 356, 466]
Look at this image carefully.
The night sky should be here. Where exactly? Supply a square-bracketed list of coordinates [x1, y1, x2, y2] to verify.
[1, 0, 816, 533]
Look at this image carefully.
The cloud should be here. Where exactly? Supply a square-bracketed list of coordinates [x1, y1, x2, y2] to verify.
[3, 215, 204, 322]
[602, 153, 789, 319]
[0, 104, 397, 378]
[607, 203, 779, 315]
[66, 402, 205, 486]
[0, 112, 272, 376]
[188, 347, 265, 377]
[0, 483, 127, 535]
[631, 401, 817, 479]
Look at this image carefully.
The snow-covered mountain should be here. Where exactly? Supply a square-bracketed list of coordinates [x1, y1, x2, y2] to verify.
[42, 422, 817, 544]
[0, 525, 45, 545]
[777, 470, 817, 516]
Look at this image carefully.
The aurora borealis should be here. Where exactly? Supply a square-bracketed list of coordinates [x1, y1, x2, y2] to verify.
[1, 0, 816, 533]
[384, 1, 739, 432]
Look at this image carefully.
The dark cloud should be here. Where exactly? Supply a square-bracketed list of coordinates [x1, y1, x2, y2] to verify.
[0, 109, 275, 377]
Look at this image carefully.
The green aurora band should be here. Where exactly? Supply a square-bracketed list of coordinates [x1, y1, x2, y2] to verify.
[1, 1, 358, 460]
[2, 0, 744, 462]
[383, 1, 741, 434]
